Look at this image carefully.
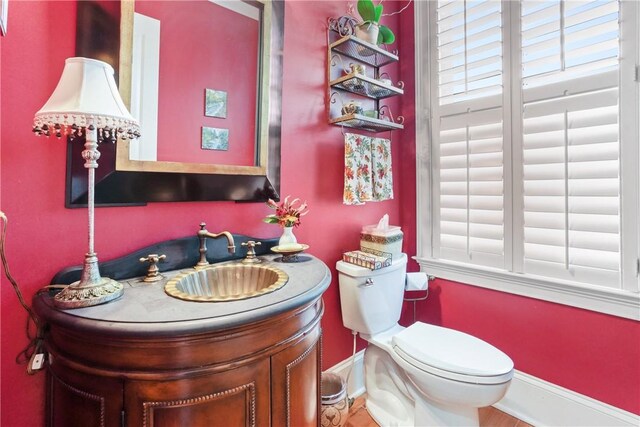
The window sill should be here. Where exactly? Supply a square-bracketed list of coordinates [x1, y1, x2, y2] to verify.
[414, 257, 640, 321]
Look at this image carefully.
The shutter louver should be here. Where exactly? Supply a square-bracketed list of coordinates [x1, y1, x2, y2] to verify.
[435, 0, 505, 269]
[521, 0, 621, 288]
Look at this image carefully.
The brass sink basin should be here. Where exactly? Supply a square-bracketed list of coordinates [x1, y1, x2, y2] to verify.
[165, 264, 289, 302]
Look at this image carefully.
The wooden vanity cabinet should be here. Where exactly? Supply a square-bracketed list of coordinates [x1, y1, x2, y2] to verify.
[124, 358, 271, 427]
[37, 297, 324, 427]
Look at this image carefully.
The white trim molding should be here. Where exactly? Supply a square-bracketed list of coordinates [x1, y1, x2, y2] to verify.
[497, 371, 640, 427]
[324, 349, 365, 399]
[326, 352, 640, 426]
[416, 257, 640, 320]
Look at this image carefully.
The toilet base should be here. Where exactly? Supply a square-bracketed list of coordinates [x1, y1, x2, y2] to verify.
[364, 345, 482, 427]
[414, 397, 479, 427]
[364, 346, 414, 426]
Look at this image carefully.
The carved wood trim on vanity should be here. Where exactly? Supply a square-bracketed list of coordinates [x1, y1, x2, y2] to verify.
[142, 382, 256, 427]
[49, 370, 106, 427]
[286, 334, 321, 427]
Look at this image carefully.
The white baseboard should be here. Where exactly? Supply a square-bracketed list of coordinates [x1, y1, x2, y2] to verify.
[496, 370, 640, 427]
[325, 349, 366, 398]
[325, 352, 639, 426]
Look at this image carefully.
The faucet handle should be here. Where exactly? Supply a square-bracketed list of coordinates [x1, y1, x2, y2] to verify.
[241, 241, 262, 264]
[241, 241, 262, 248]
[139, 254, 167, 283]
[199, 222, 207, 231]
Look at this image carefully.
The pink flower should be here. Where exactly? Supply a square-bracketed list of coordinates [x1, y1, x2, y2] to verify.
[263, 195, 310, 227]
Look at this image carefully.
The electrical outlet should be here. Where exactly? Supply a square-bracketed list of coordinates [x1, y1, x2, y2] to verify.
[31, 353, 45, 371]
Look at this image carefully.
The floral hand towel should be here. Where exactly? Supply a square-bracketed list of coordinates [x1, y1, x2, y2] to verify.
[372, 137, 393, 201]
[344, 133, 373, 205]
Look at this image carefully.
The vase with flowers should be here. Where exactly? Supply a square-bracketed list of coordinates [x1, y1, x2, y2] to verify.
[264, 196, 309, 246]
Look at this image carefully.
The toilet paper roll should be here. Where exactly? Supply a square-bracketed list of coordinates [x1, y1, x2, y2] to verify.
[405, 272, 429, 291]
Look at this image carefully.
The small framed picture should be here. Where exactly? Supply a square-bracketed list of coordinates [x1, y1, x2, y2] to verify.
[205, 89, 227, 118]
[202, 127, 229, 151]
[1, 0, 8, 36]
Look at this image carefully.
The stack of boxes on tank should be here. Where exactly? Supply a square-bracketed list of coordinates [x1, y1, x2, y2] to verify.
[342, 217, 403, 270]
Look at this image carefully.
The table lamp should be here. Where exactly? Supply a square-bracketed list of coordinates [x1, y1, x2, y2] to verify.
[33, 57, 140, 309]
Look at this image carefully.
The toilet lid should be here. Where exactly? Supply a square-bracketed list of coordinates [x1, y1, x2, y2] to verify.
[392, 322, 513, 378]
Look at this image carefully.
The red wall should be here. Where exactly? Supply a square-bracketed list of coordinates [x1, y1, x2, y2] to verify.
[0, 2, 638, 427]
[0, 2, 401, 425]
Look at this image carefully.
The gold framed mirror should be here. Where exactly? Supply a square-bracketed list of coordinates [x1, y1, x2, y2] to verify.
[67, 0, 283, 206]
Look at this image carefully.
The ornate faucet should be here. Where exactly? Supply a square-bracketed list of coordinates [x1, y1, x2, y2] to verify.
[195, 222, 236, 269]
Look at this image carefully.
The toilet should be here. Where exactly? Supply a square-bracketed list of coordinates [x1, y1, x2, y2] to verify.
[337, 253, 514, 426]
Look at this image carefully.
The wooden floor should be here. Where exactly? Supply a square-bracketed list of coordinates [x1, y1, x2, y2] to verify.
[345, 396, 532, 427]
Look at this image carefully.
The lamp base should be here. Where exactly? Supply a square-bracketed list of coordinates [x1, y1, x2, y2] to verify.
[53, 253, 124, 309]
[54, 277, 123, 309]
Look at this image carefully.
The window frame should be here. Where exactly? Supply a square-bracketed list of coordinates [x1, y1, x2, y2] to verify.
[414, 0, 640, 320]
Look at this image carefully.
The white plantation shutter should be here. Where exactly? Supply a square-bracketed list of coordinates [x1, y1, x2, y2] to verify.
[437, 0, 503, 105]
[418, 0, 639, 316]
[427, 0, 636, 292]
[520, 0, 621, 287]
[433, 0, 506, 269]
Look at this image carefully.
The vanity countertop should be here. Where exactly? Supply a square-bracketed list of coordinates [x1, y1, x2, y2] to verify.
[34, 255, 331, 337]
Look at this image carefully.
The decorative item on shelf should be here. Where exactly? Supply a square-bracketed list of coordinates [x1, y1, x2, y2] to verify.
[264, 195, 309, 246]
[354, 0, 395, 46]
[349, 63, 366, 75]
[33, 57, 140, 309]
[341, 100, 364, 116]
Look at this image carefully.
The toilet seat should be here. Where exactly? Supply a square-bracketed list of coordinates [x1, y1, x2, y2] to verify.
[392, 322, 513, 385]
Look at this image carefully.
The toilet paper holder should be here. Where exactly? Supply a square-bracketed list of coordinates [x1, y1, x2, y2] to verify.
[404, 274, 434, 323]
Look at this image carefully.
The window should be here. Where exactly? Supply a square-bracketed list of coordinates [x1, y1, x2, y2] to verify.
[415, 0, 640, 319]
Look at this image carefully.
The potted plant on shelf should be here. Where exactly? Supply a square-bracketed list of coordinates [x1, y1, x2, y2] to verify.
[354, 0, 396, 45]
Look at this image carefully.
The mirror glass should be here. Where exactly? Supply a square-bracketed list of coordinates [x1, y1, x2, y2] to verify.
[116, 0, 273, 176]
[128, 1, 261, 167]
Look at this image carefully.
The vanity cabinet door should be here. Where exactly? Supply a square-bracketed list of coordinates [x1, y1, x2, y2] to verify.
[123, 358, 270, 427]
[271, 327, 322, 427]
[47, 365, 124, 427]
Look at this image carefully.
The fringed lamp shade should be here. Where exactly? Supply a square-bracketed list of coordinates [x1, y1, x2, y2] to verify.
[33, 57, 140, 142]
[33, 57, 140, 309]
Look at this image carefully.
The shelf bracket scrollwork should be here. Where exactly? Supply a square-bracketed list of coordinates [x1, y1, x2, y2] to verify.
[327, 16, 357, 36]
[378, 105, 405, 125]
[329, 91, 347, 107]
[378, 72, 405, 90]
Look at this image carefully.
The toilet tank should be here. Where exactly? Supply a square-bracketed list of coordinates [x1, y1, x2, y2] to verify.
[337, 253, 407, 335]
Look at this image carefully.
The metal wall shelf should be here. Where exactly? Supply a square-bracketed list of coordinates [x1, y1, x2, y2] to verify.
[327, 19, 404, 133]
[330, 114, 404, 133]
[330, 73, 404, 100]
[329, 35, 399, 68]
